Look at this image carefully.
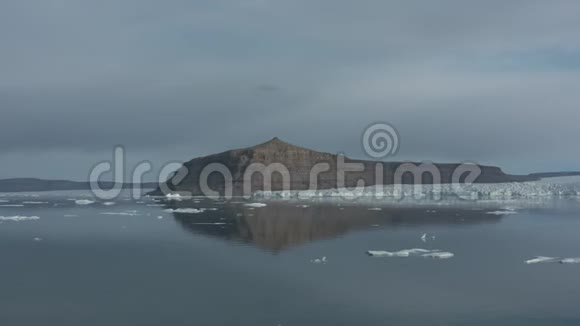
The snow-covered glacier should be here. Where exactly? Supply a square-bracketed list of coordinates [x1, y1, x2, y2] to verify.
[252, 176, 580, 201]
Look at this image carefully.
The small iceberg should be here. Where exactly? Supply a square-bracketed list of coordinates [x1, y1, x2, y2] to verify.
[525, 256, 561, 264]
[422, 252, 454, 259]
[525, 256, 580, 264]
[560, 258, 580, 264]
[0, 216, 40, 222]
[421, 233, 436, 242]
[100, 211, 140, 216]
[165, 193, 182, 199]
[103, 202, 116, 206]
[486, 210, 518, 215]
[244, 203, 267, 208]
[75, 200, 95, 205]
[366, 248, 433, 257]
[164, 208, 206, 214]
[311, 256, 327, 264]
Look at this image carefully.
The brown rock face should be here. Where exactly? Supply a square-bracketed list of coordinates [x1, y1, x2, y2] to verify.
[153, 137, 535, 196]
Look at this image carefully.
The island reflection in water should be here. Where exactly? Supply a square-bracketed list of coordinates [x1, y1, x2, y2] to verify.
[168, 200, 505, 252]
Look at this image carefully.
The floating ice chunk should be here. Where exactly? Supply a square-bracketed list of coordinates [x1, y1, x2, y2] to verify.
[422, 252, 454, 259]
[103, 202, 116, 206]
[400, 248, 434, 255]
[165, 193, 184, 201]
[296, 205, 309, 208]
[421, 233, 436, 242]
[164, 208, 206, 214]
[366, 251, 396, 257]
[157, 216, 164, 219]
[0, 204, 24, 207]
[525, 256, 561, 264]
[193, 222, 228, 225]
[486, 210, 518, 215]
[368, 208, 382, 211]
[0, 216, 40, 221]
[366, 248, 433, 257]
[33, 237, 42, 241]
[75, 200, 95, 205]
[311, 256, 327, 264]
[244, 203, 267, 208]
[100, 211, 140, 216]
[22, 201, 47, 204]
[560, 258, 580, 264]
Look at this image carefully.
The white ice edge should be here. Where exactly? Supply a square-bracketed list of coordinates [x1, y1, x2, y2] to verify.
[0, 215, 40, 221]
[252, 177, 580, 201]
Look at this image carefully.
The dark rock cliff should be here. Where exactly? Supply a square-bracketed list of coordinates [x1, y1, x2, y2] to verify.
[152, 137, 537, 196]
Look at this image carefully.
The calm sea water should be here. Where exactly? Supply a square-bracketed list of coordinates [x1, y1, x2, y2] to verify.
[1, 192, 580, 325]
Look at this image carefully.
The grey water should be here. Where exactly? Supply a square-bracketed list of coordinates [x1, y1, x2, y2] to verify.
[1, 192, 580, 325]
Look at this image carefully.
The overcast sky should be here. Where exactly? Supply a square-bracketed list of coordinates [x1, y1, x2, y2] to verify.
[1, 0, 580, 180]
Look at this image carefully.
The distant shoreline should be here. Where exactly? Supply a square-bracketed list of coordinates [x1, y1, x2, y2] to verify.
[3, 173, 580, 193]
[0, 178, 159, 193]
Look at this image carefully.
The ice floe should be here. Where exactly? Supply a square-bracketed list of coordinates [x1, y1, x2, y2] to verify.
[525, 256, 580, 264]
[311, 256, 327, 264]
[0, 204, 24, 207]
[75, 200, 95, 205]
[0, 216, 40, 221]
[560, 258, 580, 264]
[367, 248, 433, 257]
[367, 248, 453, 260]
[244, 203, 267, 208]
[420, 233, 436, 243]
[100, 211, 140, 216]
[164, 208, 206, 214]
[486, 210, 519, 215]
[166, 193, 182, 199]
[103, 202, 116, 206]
[422, 252, 454, 259]
[22, 201, 48, 204]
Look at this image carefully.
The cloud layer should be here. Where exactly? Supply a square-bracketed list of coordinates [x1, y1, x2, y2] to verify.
[1, 0, 580, 178]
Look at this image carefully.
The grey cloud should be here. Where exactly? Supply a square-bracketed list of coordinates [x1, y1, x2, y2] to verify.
[1, 0, 580, 178]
